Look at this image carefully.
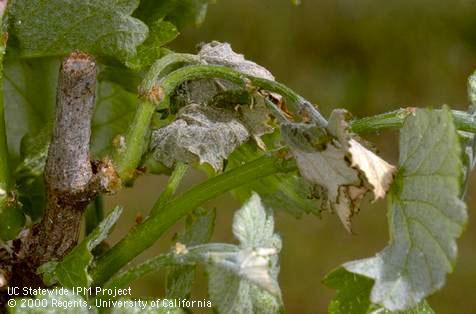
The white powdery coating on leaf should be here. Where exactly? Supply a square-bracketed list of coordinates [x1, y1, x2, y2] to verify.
[206, 193, 283, 314]
[151, 104, 249, 171]
[199, 41, 275, 80]
[233, 193, 277, 248]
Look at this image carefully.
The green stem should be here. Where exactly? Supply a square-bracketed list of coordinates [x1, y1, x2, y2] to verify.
[350, 109, 409, 133]
[151, 161, 188, 215]
[102, 243, 236, 292]
[350, 108, 476, 134]
[0, 1, 24, 240]
[113, 100, 156, 184]
[0, 54, 9, 196]
[159, 64, 247, 97]
[92, 154, 295, 285]
[102, 254, 175, 291]
[0, 5, 10, 195]
[113, 54, 200, 184]
[144, 63, 327, 127]
[140, 53, 200, 93]
[157, 65, 328, 127]
[85, 196, 104, 235]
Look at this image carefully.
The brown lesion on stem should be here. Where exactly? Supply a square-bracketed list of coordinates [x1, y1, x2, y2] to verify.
[12, 52, 119, 287]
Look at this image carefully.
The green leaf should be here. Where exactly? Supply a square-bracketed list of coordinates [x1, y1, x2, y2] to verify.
[0, 197, 25, 240]
[14, 128, 50, 221]
[323, 268, 434, 314]
[8, 291, 94, 314]
[227, 140, 320, 218]
[110, 300, 185, 314]
[134, 0, 213, 29]
[92, 81, 137, 157]
[166, 208, 215, 299]
[98, 64, 143, 94]
[3, 58, 58, 223]
[207, 193, 283, 314]
[343, 107, 467, 311]
[10, 0, 148, 60]
[4, 58, 59, 157]
[126, 19, 178, 71]
[38, 207, 123, 288]
[323, 267, 374, 314]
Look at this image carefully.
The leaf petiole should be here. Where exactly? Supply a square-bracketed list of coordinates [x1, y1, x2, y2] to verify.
[351, 108, 476, 134]
[151, 161, 189, 215]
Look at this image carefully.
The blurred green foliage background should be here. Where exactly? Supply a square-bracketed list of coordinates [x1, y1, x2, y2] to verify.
[106, 1, 476, 313]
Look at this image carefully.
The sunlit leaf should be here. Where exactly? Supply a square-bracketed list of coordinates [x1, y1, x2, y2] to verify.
[10, 0, 148, 60]
[4, 58, 59, 157]
[343, 107, 467, 311]
[126, 19, 178, 71]
[134, 0, 214, 28]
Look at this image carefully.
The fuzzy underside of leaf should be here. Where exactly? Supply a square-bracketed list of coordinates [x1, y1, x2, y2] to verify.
[207, 193, 283, 314]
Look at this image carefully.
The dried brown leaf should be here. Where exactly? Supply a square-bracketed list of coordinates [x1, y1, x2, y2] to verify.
[283, 109, 396, 231]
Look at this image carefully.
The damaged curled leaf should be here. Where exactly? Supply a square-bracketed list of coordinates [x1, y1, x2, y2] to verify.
[150, 102, 272, 171]
[282, 109, 396, 232]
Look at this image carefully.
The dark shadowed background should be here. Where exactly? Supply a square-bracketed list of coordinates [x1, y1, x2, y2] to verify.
[105, 1, 476, 313]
